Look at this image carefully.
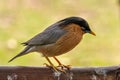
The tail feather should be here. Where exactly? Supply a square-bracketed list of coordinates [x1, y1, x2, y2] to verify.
[8, 46, 32, 63]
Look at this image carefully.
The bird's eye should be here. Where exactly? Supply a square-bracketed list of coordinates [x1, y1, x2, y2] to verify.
[81, 27, 85, 30]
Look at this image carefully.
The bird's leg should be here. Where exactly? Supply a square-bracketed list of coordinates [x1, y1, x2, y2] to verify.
[53, 56, 71, 70]
[44, 56, 65, 73]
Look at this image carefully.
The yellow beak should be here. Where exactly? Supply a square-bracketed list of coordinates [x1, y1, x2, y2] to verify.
[90, 31, 96, 36]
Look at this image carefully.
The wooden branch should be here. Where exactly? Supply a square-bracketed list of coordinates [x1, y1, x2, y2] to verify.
[0, 66, 120, 80]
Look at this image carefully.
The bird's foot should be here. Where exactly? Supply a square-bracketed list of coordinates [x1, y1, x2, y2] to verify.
[44, 63, 66, 73]
[57, 64, 71, 70]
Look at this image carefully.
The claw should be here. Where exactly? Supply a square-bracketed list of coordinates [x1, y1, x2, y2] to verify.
[43, 63, 51, 67]
[57, 64, 71, 70]
[43, 63, 66, 73]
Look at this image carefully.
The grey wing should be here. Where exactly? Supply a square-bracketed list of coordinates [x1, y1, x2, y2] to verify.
[22, 25, 67, 46]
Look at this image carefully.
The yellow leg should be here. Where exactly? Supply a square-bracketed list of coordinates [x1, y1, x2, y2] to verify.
[44, 56, 66, 73]
[53, 56, 62, 65]
[44, 56, 58, 72]
[53, 56, 71, 69]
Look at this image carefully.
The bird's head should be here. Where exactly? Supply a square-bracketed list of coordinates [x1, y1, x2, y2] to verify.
[59, 16, 96, 36]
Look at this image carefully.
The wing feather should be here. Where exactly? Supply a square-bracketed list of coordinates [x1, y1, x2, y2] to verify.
[23, 23, 67, 46]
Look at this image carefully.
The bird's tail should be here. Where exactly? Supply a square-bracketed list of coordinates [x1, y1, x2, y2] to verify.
[8, 46, 32, 63]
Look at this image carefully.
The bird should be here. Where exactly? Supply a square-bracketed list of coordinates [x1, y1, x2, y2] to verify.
[8, 16, 96, 72]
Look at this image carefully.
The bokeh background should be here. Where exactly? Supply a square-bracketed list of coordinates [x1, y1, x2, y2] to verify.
[0, 0, 119, 67]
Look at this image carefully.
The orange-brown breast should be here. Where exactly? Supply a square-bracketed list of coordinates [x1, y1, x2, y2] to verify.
[39, 23, 85, 57]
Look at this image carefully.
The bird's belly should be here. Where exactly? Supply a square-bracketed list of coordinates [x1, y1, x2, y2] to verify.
[39, 32, 82, 57]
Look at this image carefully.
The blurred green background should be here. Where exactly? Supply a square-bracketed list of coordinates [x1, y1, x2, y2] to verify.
[0, 0, 119, 67]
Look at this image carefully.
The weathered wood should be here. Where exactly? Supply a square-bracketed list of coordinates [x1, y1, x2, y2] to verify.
[0, 66, 120, 80]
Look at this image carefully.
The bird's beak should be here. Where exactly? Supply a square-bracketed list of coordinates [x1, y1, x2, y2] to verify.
[90, 31, 96, 36]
